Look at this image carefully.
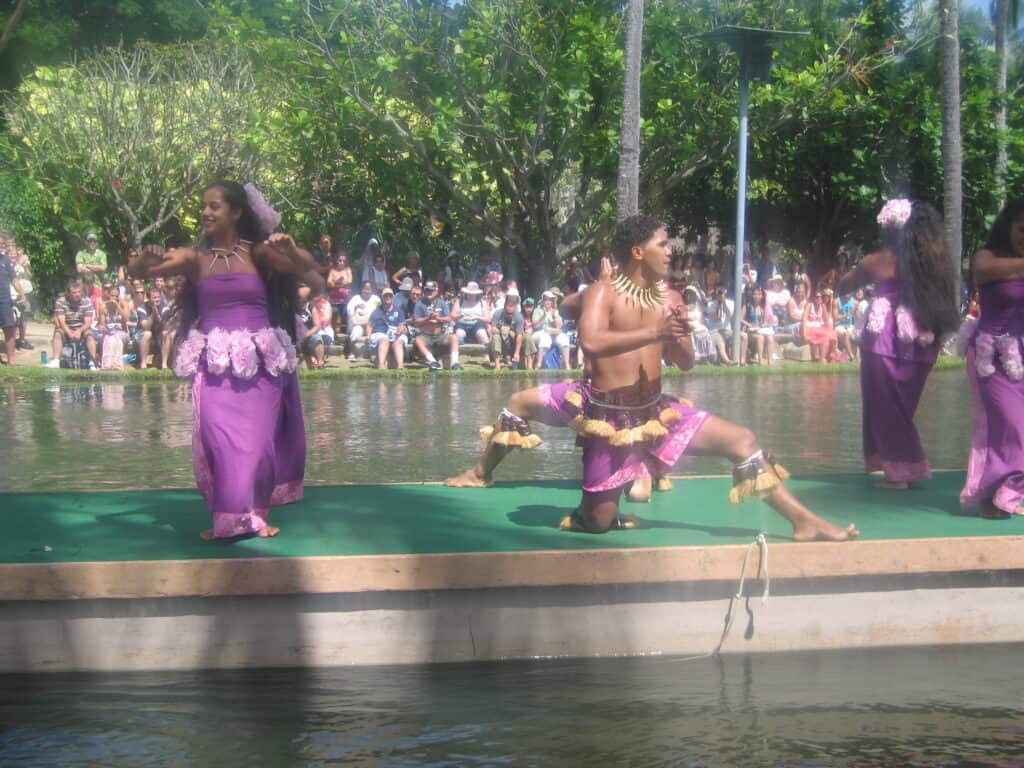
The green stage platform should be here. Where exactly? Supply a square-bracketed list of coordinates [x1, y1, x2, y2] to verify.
[3, 470, 1019, 565]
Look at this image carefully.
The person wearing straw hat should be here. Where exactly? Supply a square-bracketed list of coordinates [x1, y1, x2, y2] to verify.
[453, 280, 490, 346]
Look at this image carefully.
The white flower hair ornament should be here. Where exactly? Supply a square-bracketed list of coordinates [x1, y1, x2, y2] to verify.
[244, 183, 281, 237]
[877, 198, 913, 230]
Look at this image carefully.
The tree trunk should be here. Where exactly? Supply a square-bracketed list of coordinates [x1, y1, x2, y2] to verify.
[939, 0, 962, 296]
[994, 0, 1010, 207]
[616, 0, 644, 221]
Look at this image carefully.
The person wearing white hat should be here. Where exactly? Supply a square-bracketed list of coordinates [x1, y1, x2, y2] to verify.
[75, 232, 107, 276]
[453, 280, 490, 346]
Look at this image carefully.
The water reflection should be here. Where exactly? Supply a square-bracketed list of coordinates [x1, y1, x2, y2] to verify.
[0, 646, 1021, 767]
[0, 371, 971, 492]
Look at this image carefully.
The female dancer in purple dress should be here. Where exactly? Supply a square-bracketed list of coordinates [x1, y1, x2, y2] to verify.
[130, 181, 314, 539]
[837, 200, 959, 489]
[959, 198, 1024, 518]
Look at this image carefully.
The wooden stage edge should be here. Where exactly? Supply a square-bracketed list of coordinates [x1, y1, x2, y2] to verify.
[3, 535, 1024, 602]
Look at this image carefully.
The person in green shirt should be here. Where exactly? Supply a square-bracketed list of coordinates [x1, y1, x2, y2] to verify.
[75, 233, 107, 276]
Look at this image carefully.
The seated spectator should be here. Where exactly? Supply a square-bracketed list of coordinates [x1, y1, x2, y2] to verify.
[682, 286, 715, 364]
[488, 292, 524, 370]
[327, 250, 352, 336]
[740, 284, 776, 365]
[785, 279, 809, 335]
[478, 253, 503, 289]
[413, 280, 460, 371]
[453, 281, 490, 345]
[160, 277, 183, 370]
[532, 290, 570, 369]
[391, 251, 424, 290]
[706, 285, 734, 365]
[135, 285, 165, 369]
[52, 278, 97, 367]
[852, 287, 870, 344]
[834, 289, 858, 361]
[764, 273, 791, 328]
[298, 284, 334, 369]
[393, 276, 415, 316]
[368, 287, 408, 369]
[667, 252, 690, 295]
[703, 259, 721, 297]
[100, 280, 130, 370]
[802, 287, 838, 362]
[345, 280, 381, 361]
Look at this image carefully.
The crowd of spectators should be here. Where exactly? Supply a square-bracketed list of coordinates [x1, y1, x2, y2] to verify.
[6, 230, 964, 372]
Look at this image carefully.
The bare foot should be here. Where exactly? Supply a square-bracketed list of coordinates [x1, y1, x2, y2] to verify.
[874, 480, 909, 490]
[200, 528, 214, 541]
[626, 476, 652, 503]
[792, 519, 860, 542]
[654, 476, 673, 493]
[257, 525, 280, 537]
[444, 467, 493, 488]
[979, 499, 1011, 519]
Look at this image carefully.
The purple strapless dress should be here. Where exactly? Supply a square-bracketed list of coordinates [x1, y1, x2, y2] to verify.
[960, 278, 1024, 514]
[177, 273, 305, 537]
[859, 280, 940, 483]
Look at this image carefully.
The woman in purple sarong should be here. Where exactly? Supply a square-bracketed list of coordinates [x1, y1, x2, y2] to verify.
[960, 198, 1024, 518]
[130, 181, 313, 539]
[837, 200, 959, 489]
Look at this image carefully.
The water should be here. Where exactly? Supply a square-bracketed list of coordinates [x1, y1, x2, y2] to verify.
[0, 369, 971, 492]
[3, 370, 1012, 767]
[1, 648, 1022, 767]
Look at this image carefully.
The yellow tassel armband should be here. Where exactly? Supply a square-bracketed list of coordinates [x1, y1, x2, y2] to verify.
[728, 450, 789, 504]
[481, 409, 542, 449]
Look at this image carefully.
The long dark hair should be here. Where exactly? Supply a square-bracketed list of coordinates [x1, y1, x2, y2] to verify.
[985, 197, 1024, 257]
[883, 201, 959, 336]
[177, 180, 301, 341]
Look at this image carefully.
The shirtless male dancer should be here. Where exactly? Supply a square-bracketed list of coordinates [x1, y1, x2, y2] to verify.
[445, 258, 670, 502]
[465, 215, 857, 541]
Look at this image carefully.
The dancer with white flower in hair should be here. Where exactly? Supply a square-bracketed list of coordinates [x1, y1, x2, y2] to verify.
[959, 198, 1024, 519]
[837, 200, 959, 490]
[129, 181, 315, 539]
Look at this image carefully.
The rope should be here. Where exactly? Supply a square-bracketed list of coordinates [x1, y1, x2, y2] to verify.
[672, 532, 770, 663]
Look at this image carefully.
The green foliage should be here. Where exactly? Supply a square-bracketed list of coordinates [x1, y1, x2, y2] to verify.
[0, 165, 70, 309]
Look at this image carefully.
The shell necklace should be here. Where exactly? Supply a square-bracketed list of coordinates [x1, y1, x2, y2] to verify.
[612, 272, 667, 309]
[209, 239, 252, 270]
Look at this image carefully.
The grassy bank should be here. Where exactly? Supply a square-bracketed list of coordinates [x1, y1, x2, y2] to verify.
[0, 355, 966, 387]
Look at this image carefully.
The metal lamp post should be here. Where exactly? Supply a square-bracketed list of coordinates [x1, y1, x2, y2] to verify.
[695, 26, 807, 363]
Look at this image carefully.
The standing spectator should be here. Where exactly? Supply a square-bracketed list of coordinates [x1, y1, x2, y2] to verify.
[453, 281, 490, 345]
[360, 238, 388, 291]
[0, 246, 25, 365]
[413, 279, 460, 371]
[440, 250, 464, 294]
[159, 277, 183, 370]
[521, 296, 538, 368]
[756, 242, 775, 288]
[786, 258, 807, 295]
[327, 250, 352, 335]
[488, 293, 524, 370]
[368, 287, 408, 369]
[683, 286, 715, 364]
[75, 233, 107, 277]
[531, 290, 570, 369]
[11, 246, 34, 350]
[478, 252, 503, 288]
[391, 251, 424, 290]
[313, 234, 334, 278]
[345, 280, 381, 361]
[136, 286, 164, 369]
[117, 248, 138, 296]
[703, 260, 722, 297]
[52, 278, 97, 367]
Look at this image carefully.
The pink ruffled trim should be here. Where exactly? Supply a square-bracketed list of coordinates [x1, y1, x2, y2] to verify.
[868, 299, 933, 346]
[270, 479, 304, 506]
[972, 331, 1024, 380]
[213, 509, 269, 539]
[174, 326, 299, 379]
[864, 453, 932, 483]
[956, 317, 978, 357]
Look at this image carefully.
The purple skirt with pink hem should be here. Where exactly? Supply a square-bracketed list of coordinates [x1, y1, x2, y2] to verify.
[539, 379, 709, 494]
